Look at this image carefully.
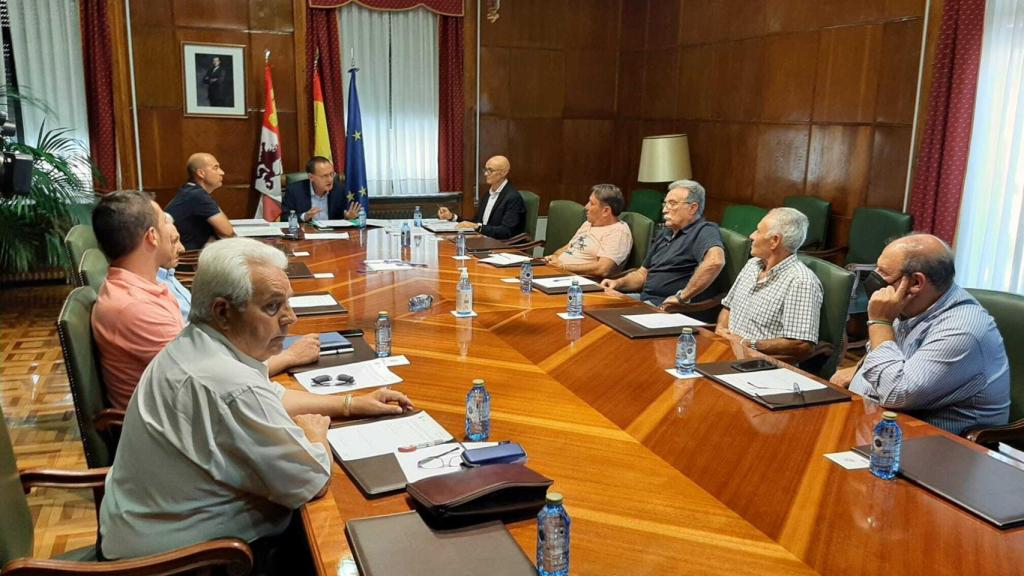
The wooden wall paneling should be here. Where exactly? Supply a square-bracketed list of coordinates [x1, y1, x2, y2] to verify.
[645, 0, 681, 49]
[765, 0, 819, 34]
[875, 19, 924, 124]
[172, 0, 249, 29]
[479, 47, 511, 116]
[815, 0, 887, 29]
[716, 0, 768, 43]
[613, 119, 642, 193]
[291, 0, 310, 166]
[505, 0, 567, 49]
[619, 0, 649, 51]
[754, 124, 811, 207]
[867, 125, 913, 210]
[463, 0, 479, 207]
[813, 24, 884, 123]
[180, 117, 259, 185]
[704, 122, 759, 204]
[911, 0, 945, 170]
[249, 33, 298, 113]
[274, 110, 301, 177]
[508, 118, 563, 195]
[250, 0, 295, 31]
[616, 50, 647, 119]
[805, 124, 874, 217]
[478, 116, 509, 171]
[679, 0, 720, 45]
[712, 37, 764, 121]
[211, 185, 255, 219]
[564, 50, 619, 117]
[886, 0, 927, 18]
[109, 0, 139, 190]
[131, 28, 182, 109]
[641, 48, 679, 119]
[508, 49, 565, 118]
[137, 109, 184, 191]
[676, 43, 716, 120]
[760, 31, 819, 122]
[561, 119, 615, 186]
[129, 0, 173, 29]
[564, 0, 621, 50]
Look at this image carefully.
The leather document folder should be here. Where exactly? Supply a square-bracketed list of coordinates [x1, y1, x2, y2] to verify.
[852, 435, 1024, 529]
[286, 261, 314, 279]
[285, 334, 376, 374]
[346, 511, 536, 576]
[532, 276, 604, 295]
[586, 305, 706, 338]
[329, 411, 427, 497]
[290, 291, 346, 317]
[697, 361, 850, 410]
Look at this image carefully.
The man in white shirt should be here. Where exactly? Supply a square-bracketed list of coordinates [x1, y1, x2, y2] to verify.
[545, 184, 633, 278]
[100, 238, 413, 565]
[437, 155, 526, 239]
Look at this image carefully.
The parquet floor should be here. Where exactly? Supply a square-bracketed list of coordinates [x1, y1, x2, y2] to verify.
[0, 284, 99, 559]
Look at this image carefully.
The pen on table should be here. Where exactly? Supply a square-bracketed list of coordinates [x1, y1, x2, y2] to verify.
[319, 348, 354, 357]
[398, 438, 451, 452]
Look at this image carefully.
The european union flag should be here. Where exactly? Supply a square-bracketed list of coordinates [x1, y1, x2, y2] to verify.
[344, 66, 369, 214]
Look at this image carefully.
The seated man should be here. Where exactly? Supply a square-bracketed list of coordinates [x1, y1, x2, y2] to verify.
[165, 152, 235, 250]
[831, 234, 1009, 435]
[436, 155, 525, 239]
[716, 207, 822, 361]
[281, 156, 357, 223]
[92, 191, 318, 409]
[100, 238, 413, 562]
[600, 180, 724, 307]
[544, 184, 632, 278]
[156, 214, 191, 322]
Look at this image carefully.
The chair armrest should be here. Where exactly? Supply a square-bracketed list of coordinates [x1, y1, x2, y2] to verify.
[506, 240, 544, 251]
[845, 263, 875, 273]
[801, 341, 835, 362]
[661, 294, 724, 314]
[964, 420, 1024, 447]
[94, 409, 125, 433]
[20, 468, 109, 494]
[1, 538, 253, 576]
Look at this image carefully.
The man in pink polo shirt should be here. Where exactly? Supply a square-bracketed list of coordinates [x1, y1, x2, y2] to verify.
[92, 191, 319, 409]
[544, 184, 633, 278]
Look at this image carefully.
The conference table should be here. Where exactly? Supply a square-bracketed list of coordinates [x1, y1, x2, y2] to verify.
[276, 224, 1024, 575]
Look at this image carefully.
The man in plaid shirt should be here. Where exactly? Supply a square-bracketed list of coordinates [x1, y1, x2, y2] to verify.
[716, 207, 823, 362]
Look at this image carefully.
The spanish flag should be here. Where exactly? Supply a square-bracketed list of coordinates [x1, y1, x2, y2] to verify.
[312, 66, 332, 161]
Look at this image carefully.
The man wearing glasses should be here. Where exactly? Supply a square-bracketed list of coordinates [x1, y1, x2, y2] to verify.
[601, 180, 725, 308]
[282, 156, 357, 222]
[437, 155, 525, 239]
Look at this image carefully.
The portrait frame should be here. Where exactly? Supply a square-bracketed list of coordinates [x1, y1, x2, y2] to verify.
[182, 43, 247, 118]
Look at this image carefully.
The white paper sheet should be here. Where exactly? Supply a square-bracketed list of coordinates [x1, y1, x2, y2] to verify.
[289, 294, 338, 308]
[382, 355, 410, 367]
[313, 219, 354, 228]
[665, 368, 702, 379]
[326, 411, 453, 461]
[557, 312, 584, 320]
[365, 219, 390, 227]
[294, 358, 403, 396]
[234, 226, 284, 238]
[450, 310, 478, 317]
[364, 259, 422, 271]
[426, 221, 461, 232]
[313, 273, 335, 279]
[395, 442, 497, 484]
[230, 219, 290, 228]
[715, 368, 827, 396]
[292, 251, 311, 257]
[500, 278, 521, 283]
[304, 232, 350, 240]
[479, 253, 531, 265]
[825, 451, 870, 470]
[621, 313, 706, 329]
[533, 276, 598, 288]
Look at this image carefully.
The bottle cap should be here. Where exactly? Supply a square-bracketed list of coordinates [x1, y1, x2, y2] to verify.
[882, 411, 898, 420]
[378, 311, 388, 317]
[545, 491, 563, 505]
[472, 378, 485, 387]
[681, 327, 694, 334]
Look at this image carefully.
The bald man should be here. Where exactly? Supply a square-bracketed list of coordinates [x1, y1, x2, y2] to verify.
[832, 233, 1010, 435]
[437, 155, 525, 239]
[165, 153, 235, 250]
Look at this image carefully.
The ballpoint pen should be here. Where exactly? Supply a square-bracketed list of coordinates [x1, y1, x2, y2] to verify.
[398, 438, 453, 453]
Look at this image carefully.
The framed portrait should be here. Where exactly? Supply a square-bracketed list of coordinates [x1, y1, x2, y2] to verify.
[182, 43, 246, 117]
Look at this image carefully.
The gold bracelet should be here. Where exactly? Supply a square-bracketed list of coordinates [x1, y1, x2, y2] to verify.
[343, 394, 353, 417]
[866, 319, 893, 327]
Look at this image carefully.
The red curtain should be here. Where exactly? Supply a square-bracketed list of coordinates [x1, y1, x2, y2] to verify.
[909, 0, 986, 244]
[438, 16, 464, 192]
[306, 8, 348, 174]
[78, 0, 116, 192]
[309, 0, 463, 16]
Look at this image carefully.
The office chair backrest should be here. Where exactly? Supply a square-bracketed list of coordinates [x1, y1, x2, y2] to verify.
[967, 288, 1024, 423]
[798, 254, 855, 378]
[619, 211, 654, 271]
[284, 172, 309, 186]
[543, 200, 586, 257]
[65, 224, 99, 287]
[721, 204, 768, 237]
[0, 403, 34, 566]
[783, 196, 831, 250]
[626, 189, 665, 225]
[715, 227, 752, 294]
[79, 248, 109, 289]
[846, 208, 913, 265]
[520, 190, 540, 240]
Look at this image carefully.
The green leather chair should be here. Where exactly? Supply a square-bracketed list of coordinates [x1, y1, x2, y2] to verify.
[56, 287, 121, 469]
[78, 248, 109, 289]
[520, 190, 540, 240]
[721, 204, 768, 237]
[965, 289, 1024, 448]
[797, 255, 855, 378]
[626, 189, 665, 224]
[542, 200, 586, 257]
[619, 211, 654, 271]
[0, 407, 254, 572]
[664, 227, 750, 321]
[784, 196, 831, 250]
[284, 172, 309, 185]
[64, 224, 98, 287]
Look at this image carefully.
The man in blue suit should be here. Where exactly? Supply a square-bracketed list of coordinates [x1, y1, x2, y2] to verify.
[281, 156, 358, 222]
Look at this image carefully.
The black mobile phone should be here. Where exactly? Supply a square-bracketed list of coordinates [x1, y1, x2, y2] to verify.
[730, 359, 777, 372]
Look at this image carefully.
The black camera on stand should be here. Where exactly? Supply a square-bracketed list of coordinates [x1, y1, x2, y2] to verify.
[0, 109, 33, 199]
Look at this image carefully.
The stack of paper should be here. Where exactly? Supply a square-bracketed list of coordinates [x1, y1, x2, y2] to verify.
[234, 225, 284, 238]
[621, 313, 705, 329]
[294, 358, 403, 395]
[715, 369, 827, 397]
[230, 219, 289, 228]
[327, 411, 453, 461]
[312, 219, 354, 228]
[289, 293, 339, 309]
[479, 253, 531, 266]
[304, 232, 350, 240]
[364, 259, 424, 271]
[533, 276, 598, 289]
[425, 221, 461, 233]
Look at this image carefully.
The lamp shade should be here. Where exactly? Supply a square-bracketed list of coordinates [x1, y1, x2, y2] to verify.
[637, 134, 692, 183]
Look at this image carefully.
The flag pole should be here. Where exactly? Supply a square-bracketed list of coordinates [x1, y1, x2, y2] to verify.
[264, 49, 270, 63]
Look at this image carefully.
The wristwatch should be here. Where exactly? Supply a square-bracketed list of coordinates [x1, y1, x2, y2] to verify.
[674, 290, 691, 304]
[742, 338, 759, 351]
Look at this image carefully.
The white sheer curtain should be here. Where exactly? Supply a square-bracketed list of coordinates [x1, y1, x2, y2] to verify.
[7, 0, 90, 153]
[956, 0, 1024, 294]
[340, 4, 439, 197]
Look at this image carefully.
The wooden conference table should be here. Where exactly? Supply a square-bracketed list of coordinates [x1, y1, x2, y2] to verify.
[276, 226, 1024, 576]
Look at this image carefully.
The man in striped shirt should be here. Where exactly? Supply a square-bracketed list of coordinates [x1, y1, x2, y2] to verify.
[832, 234, 1010, 435]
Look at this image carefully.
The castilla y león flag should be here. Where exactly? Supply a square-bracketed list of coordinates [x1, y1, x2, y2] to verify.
[255, 61, 283, 221]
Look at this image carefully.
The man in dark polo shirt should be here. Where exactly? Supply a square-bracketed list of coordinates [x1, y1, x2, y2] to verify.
[165, 153, 235, 251]
[601, 180, 724, 307]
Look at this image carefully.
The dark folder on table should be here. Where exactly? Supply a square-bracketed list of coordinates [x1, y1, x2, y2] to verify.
[697, 361, 850, 410]
[346, 511, 535, 576]
[585, 305, 710, 338]
[285, 333, 376, 374]
[328, 411, 428, 497]
[852, 435, 1024, 529]
[286, 261, 314, 279]
[290, 291, 346, 317]
[531, 276, 603, 295]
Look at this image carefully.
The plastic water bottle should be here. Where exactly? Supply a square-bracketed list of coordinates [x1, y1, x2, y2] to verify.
[870, 411, 902, 480]
[401, 221, 411, 248]
[456, 267, 473, 315]
[374, 311, 391, 358]
[357, 205, 367, 229]
[566, 278, 583, 318]
[456, 231, 467, 258]
[408, 294, 433, 312]
[288, 210, 299, 236]
[413, 205, 423, 227]
[465, 379, 490, 441]
[520, 261, 533, 294]
[675, 327, 697, 375]
[536, 492, 570, 576]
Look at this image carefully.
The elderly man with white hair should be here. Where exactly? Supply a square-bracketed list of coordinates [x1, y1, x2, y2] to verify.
[715, 207, 823, 361]
[99, 238, 413, 564]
